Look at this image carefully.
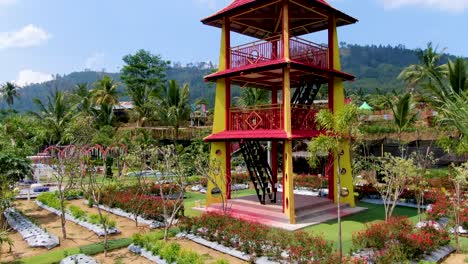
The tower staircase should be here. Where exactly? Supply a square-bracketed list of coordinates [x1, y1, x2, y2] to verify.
[291, 79, 322, 106]
[239, 140, 277, 204]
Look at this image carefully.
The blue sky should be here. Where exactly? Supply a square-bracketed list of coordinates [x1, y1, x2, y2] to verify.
[0, 0, 467, 86]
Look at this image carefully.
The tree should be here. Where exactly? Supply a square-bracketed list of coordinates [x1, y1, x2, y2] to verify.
[365, 154, 417, 221]
[32, 90, 75, 145]
[0, 82, 20, 109]
[451, 162, 467, 253]
[158, 80, 191, 140]
[74, 83, 93, 115]
[398, 42, 448, 89]
[388, 93, 418, 157]
[235, 87, 270, 107]
[307, 103, 360, 261]
[43, 146, 81, 239]
[91, 76, 120, 107]
[147, 145, 186, 240]
[121, 50, 169, 126]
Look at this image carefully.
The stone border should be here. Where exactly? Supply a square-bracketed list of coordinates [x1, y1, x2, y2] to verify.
[176, 233, 278, 264]
[35, 201, 120, 236]
[360, 198, 428, 209]
[4, 208, 59, 249]
[60, 254, 98, 264]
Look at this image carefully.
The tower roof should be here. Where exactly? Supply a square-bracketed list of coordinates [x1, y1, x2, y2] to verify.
[202, 0, 357, 39]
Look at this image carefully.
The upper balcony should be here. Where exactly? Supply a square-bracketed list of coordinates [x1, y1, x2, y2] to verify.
[230, 37, 328, 70]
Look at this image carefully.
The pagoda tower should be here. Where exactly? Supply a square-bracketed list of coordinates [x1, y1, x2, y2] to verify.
[202, 0, 357, 224]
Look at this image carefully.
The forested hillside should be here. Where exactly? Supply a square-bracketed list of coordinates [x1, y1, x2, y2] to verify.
[8, 44, 459, 111]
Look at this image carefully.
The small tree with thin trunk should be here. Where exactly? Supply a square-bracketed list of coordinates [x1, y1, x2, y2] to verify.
[147, 145, 186, 240]
[451, 161, 467, 253]
[81, 145, 118, 256]
[194, 154, 228, 212]
[43, 145, 81, 240]
[365, 154, 417, 221]
[308, 103, 360, 262]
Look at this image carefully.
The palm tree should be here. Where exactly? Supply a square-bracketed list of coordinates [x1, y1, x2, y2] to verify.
[235, 87, 270, 107]
[388, 93, 418, 157]
[307, 103, 360, 262]
[0, 82, 20, 109]
[90, 76, 120, 106]
[398, 42, 448, 89]
[158, 80, 190, 140]
[32, 90, 75, 145]
[74, 83, 93, 115]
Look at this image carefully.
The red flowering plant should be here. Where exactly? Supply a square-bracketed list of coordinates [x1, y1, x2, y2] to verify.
[182, 212, 337, 262]
[352, 216, 451, 262]
[294, 174, 328, 190]
[231, 172, 250, 184]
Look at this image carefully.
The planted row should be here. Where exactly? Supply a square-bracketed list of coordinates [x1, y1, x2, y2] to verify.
[181, 212, 341, 263]
[352, 216, 451, 262]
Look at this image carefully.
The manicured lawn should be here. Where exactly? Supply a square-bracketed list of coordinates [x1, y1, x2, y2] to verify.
[184, 189, 257, 217]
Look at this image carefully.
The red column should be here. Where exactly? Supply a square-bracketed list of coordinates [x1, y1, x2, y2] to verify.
[327, 15, 335, 201]
[225, 17, 232, 200]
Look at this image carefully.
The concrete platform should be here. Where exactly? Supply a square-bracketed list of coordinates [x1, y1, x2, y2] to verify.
[194, 193, 367, 231]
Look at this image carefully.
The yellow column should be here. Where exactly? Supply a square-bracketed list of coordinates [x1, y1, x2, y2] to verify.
[281, 0, 295, 223]
[330, 17, 355, 207]
[207, 18, 229, 206]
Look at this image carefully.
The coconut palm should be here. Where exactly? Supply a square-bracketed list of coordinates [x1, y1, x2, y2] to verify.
[90, 76, 120, 106]
[32, 90, 75, 145]
[388, 93, 418, 156]
[235, 87, 270, 107]
[398, 42, 448, 89]
[74, 83, 93, 115]
[158, 80, 190, 140]
[0, 82, 20, 109]
[307, 103, 360, 262]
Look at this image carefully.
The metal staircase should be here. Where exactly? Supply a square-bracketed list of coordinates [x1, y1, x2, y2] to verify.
[239, 140, 276, 204]
[291, 79, 321, 106]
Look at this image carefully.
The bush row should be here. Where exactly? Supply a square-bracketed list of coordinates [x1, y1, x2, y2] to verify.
[37, 192, 116, 228]
[180, 212, 344, 263]
[352, 216, 451, 262]
[132, 230, 229, 264]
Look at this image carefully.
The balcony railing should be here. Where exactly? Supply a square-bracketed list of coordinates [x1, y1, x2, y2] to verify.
[230, 37, 328, 70]
[229, 104, 319, 131]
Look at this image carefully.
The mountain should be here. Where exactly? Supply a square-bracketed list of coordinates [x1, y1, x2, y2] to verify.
[7, 44, 460, 112]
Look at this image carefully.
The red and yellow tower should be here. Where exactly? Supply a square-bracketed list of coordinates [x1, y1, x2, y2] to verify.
[202, 0, 357, 224]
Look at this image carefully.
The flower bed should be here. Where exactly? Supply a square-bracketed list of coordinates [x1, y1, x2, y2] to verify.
[180, 212, 343, 263]
[4, 208, 59, 249]
[36, 193, 119, 236]
[128, 230, 208, 264]
[99, 189, 182, 221]
[351, 216, 451, 262]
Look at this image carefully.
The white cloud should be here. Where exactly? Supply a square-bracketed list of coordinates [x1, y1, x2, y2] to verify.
[193, 0, 218, 10]
[0, 24, 51, 50]
[84, 52, 105, 70]
[13, 70, 53, 87]
[381, 0, 468, 13]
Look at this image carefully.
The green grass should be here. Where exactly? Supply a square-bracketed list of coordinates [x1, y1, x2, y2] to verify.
[426, 167, 449, 178]
[184, 189, 256, 217]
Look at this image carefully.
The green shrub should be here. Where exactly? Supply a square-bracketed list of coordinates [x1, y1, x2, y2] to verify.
[37, 192, 63, 210]
[64, 189, 84, 200]
[131, 233, 144, 247]
[150, 240, 165, 256]
[176, 249, 204, 264]
[159, 242, 180, 263]
[79, 238, 132, 255]
[87, 213, 115, 228]
[87, 197, 94, 208]
[88, 213, 100, 224]
[213, 260, 230, 264]
[68, 205, 87, 220]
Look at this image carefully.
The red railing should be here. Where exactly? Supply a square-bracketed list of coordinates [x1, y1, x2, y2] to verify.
[230, 37, 328, 69]
[290, 38, 328, 69]
[230, 104, 282, 130]
[229, 104, 318, 131]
